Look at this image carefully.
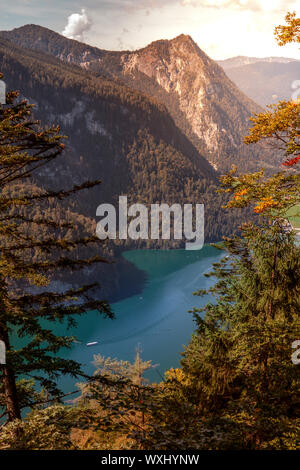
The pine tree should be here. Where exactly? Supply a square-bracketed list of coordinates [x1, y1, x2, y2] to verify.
[0, 76, 113, 423]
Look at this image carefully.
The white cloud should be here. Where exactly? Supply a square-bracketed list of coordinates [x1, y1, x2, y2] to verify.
[62, 8, 92, 41]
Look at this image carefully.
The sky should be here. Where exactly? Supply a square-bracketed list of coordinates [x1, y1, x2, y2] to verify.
[0, 0, 299, 60]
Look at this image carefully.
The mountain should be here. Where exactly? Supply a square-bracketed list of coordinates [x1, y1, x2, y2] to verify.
[218, 57, 300, 107]
[0, 34, 245, 253]
[0, 25, 279, 174]
[218, 56, 298, 69]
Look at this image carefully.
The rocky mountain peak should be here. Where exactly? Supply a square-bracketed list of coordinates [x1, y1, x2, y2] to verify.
[119, 32, 258, 163]
[121, 32, 217, 95]
[136, 33, 211, 68]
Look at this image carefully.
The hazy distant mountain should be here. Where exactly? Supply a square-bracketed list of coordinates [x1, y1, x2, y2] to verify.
[218, 56, 298, 70]
[0, 24, 278, 174]
[218, 56, 300, 107]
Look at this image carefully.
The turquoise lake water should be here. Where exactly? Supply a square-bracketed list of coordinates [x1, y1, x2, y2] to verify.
[59, 245, 222, 391]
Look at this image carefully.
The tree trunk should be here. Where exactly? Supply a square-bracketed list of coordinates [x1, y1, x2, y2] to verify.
[268, 237, 278, 320]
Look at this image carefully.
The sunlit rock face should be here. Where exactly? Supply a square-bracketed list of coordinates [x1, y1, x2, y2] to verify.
[117, 34, 274, 173]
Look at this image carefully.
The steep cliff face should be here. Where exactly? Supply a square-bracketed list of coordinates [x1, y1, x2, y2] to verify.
[122, 36, 225, 154]
[0, 25, 278, 173]
[117, 35, 265, 172]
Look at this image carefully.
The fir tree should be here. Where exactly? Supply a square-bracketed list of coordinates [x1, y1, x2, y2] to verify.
[0, 76, 113, 422]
